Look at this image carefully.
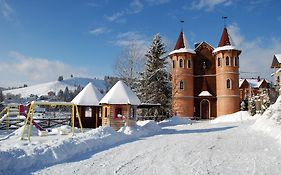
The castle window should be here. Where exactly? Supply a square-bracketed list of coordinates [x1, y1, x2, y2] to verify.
[227, 79, 232, 89]
[234, 56, 239, 67]
[179, 59, 184, 68]
[226, 56, 230, 66]
[218, 58, 221, 67]
[179, 80, 184, 89]
[187, 59, 192, 68]
[172, 60, 175, 68]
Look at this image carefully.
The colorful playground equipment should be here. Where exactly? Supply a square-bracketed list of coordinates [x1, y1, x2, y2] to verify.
[0, 104, 26, 130]
[20, 101, 83, 141]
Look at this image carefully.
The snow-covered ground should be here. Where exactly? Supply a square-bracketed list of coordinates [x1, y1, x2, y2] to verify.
[1, 108, 281, 175]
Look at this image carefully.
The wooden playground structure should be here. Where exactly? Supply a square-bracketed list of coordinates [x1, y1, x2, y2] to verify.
[0, 101, 84, 141]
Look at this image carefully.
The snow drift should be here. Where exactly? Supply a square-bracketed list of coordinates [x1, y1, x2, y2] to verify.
[252, 96, 281, 144]
[211, 111, 256, 123]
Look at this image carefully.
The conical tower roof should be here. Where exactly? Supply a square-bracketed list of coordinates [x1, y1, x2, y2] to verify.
[213, 27, 241, 54]
[99, 80, 141, 105]
[71, 82, 103, 106]
[169, 31, 195, 55]
[218, 27, 231, 47]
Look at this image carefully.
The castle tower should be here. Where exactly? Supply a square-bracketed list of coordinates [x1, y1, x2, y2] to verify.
[169, 31, 196, 118]
[213, 27, 242, 116]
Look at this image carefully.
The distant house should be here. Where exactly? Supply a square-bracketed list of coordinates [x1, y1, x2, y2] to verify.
[239, 77, 269, 100]
[99, 80, 141, 130]
[71, 82, 103, 128]
[271, 54, 281, 87]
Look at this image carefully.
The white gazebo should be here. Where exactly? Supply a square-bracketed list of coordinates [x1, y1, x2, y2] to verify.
[99, 80, 141, 130]
[72, 82, 103, 128]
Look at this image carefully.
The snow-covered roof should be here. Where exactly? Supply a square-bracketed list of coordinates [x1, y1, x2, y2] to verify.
[213, 45, 239, 53]
[213, 27, 241, 54]
[71, 82, 103, 106]
[239, 79, 246, 88]
[169, 47, 196, 55]
[99, 80, 141, 105]
[274, 54, 281, 63]
[198, 91, 212, 97]
[194, 41, 214, 50]
[169, 31, 195, 55]
[239, 78, 267, 89]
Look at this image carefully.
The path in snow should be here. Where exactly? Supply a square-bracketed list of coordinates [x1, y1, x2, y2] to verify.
[32, 121, 281, 175]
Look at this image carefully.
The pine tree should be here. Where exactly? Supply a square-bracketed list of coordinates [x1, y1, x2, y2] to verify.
[64, 86, 70, 102]
[138, 33, 172, 118]
[0, 90, 4, 102]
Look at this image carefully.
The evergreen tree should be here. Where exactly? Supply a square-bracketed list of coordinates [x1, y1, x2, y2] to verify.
[138, 33, 172, 118]
[0, 90, 4, 102]
[57, 90, 64, 101]
[64, 86, 70, 101]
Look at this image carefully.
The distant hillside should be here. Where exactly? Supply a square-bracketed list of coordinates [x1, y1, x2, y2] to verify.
[3, 77, 108, 98]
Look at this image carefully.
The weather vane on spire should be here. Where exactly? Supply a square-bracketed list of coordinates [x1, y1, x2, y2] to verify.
[222, 16, 228, 27]
[180, 20, 184, 31]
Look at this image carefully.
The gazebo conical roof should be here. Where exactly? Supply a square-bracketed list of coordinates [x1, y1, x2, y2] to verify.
[99, 80, 141, 105]
[72, 82, 103, 106]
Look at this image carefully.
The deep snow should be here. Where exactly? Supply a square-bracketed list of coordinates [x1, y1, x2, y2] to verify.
[1, 107, 281, 174]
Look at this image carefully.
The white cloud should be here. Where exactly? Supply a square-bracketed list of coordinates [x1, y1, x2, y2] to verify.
[105, 0, 170, 23]
[114, 31, 148, 47]
[0, 0, 18, 23]
[89, 27, 110, 35]
[0, 51, 90, 87]
[227, 23, 281, 81]
[191, 0, 233, 11]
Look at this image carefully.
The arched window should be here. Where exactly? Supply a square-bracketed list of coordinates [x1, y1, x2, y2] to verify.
[187, 59, 192, 68]
[172, 60, 175, 68]
[234, 56, 239, 67]
[179, 59, 184, 68]
[218, 57, 221, 67]
[226, 56, 230, 66]
[179, 80, 184, 89]
[227, 79, 232, 89]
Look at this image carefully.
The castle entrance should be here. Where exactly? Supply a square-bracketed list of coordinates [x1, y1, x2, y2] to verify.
[200, 99, 210, 119]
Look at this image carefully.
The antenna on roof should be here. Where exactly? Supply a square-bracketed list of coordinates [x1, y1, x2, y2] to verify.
[222, 16, 228, 27]
[180, 20, 184, 32]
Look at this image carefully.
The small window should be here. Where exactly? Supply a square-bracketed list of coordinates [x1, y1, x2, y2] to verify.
[226, 56, 230, 66]
[116, 108, 122, 118]
[227, 79, 232, 89]
[179, 80, 184, 89]
[234, 56, 239, 67]
[218, 58, 221, 67]
[179, 59, 184, 68]
[187, 59, 192, 68]
[85, 107, 92, 117]
[172, 60, 175, 68]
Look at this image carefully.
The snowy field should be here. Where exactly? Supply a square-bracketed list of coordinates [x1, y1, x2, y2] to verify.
[1, 103, 281, 174]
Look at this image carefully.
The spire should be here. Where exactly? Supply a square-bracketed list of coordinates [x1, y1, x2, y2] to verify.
[169, 31, 195, 55]
[174, 31, 185, 50]
[218, 27, 231, 47]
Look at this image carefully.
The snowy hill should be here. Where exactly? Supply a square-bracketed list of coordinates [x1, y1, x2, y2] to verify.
[3, 77, 108, 98]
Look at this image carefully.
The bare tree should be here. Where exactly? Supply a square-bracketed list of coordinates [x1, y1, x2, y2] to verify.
[113, 41, 146, 88]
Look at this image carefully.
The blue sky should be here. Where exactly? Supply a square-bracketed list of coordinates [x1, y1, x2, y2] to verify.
[0, 0, 281, 87]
